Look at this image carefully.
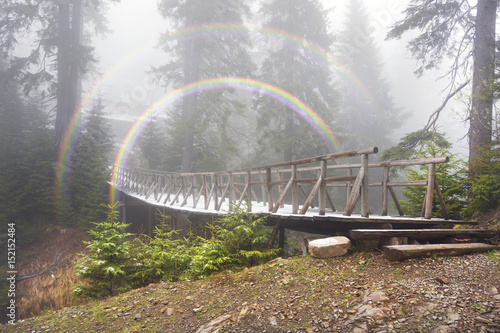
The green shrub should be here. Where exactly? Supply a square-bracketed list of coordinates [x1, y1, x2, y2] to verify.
[132, 213, 194, 285]
[385, 131, 467, 219]
[463, 146, 500, 217]
[72, 203, 136, 299]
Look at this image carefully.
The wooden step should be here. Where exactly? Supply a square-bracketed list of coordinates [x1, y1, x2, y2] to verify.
[349, 229, 497, 240]
[383, 243, 498, 261]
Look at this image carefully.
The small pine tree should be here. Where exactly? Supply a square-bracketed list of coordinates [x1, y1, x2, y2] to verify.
[73, 203, 136, 299]
[132, 210, 194, 285]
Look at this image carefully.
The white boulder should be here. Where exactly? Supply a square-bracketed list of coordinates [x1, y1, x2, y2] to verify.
[307, 236, 351, 258]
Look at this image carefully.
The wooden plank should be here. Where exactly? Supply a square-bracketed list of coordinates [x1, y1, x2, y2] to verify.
[350, 229, 498, 240]
[383, 243, 498, 261]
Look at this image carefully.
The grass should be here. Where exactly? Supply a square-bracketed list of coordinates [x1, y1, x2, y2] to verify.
[486, 250, 499, 262]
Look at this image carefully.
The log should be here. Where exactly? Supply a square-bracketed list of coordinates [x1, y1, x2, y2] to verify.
[383, 243, 498, 261]
[349, 229, 498, 240]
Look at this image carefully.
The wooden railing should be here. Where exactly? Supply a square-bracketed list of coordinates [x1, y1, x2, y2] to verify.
[113, 147, 450, 219]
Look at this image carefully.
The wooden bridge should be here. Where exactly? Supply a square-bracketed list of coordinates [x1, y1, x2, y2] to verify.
[112, 147, 476, 236]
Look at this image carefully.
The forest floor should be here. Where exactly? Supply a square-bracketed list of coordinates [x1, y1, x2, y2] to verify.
[1, 214, 499, 333]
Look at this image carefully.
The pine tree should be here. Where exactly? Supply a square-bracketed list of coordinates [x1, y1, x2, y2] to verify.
[70, 97, 115, 227]
[337, 0, 402, 151]
[255, 0, 337, 161]
[0, 0, 121, 146]
[138, 117, 167, 171]
[154, 0, 255, 172]
[0, 62, 55, 244]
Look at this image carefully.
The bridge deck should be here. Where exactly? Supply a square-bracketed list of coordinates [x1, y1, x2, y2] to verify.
[118, 187, 476, 235]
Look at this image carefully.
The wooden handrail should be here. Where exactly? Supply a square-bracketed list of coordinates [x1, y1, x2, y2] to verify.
[112, 147, 450, 219]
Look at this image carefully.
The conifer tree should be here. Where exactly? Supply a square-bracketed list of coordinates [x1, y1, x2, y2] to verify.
[337, 0, 402, 151]
[70, 97, 115, 227]
[138, 117, 167, 171]
[255, 0, 337, 161]
[154, 0, 255, 172]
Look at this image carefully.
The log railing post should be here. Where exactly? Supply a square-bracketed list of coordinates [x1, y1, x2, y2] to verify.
[360, 153, 370, 217]
[246, 171, 252, 212]
[291, 165, 298, 214]
[213, 174, 219, 211]
[318, 160, 327, 215]
[346, 168, 352, 204]
[259, 172, 266, 206]
[424, 163, 436, 219]
[266, 168, 273, 212]
[277, 170, 284, 208]
[382, 166, 389, 216]
[229, 172, 235, 207]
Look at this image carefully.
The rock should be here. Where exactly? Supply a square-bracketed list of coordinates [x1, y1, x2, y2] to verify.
[238, 307, 249, 319]
[195, 314, 232, 333]
[301, 237, 323, 255]
[431, 325, 452, 333]
[435, 277, 450, 284]
[364, 291, 389, 303]
[163, 308, 174, 316]
[352, 304, 387, 321]
[269, 316, 278, 326]
[307, 237, 351, 258]
[485, 286, 498, 295]
[134, 313, 141, 320]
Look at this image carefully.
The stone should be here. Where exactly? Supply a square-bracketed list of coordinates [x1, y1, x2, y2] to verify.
[301, 237, 323, 255]
[269, 316, 278, 326]
[307, 237, 351, 258]
[485, 286, 498, 295]
[364, 291, 389, 303]
[431, 325, 452, 333]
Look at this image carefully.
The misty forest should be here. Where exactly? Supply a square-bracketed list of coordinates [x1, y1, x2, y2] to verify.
[0, 0, 499, 327]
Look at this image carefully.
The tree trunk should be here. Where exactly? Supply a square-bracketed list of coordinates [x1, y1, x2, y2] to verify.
[55, 3, 71, 147]
[69, 0, 82, 123]
[283, 108, 293, 162]
[181, 38, 200, 173]
[469, 0, 496, 174]
[55, 1, 83, 148]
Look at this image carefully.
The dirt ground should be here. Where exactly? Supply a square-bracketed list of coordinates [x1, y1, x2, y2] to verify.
[2, 214, 499, 333]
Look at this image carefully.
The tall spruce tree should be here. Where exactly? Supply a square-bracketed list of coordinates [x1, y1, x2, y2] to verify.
[138, 117, 167, 171]
[0, 0, 121, 147]
[154, 0, 255, 172]
[255, 0, 337, 161]
[387, 0, 497, 175]
[337, 0, 402, 151]
[70, 97, 115, 227]
[0, 62, 55, 243]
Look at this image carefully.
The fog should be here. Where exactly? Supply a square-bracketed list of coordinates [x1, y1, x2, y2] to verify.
[92, 0, 469, 160]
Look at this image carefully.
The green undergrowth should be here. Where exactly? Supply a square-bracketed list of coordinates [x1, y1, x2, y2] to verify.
[72, 203, 279, 300]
